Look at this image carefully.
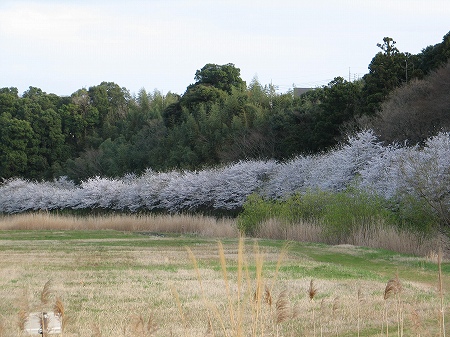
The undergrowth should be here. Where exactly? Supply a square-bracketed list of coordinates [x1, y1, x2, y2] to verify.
[236, 189, 444, 255]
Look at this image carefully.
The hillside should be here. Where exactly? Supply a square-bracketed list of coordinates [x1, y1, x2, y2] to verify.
[0, 32, 449, 181]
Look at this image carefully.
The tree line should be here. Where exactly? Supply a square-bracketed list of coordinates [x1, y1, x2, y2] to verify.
[1, 32, 449, 182]
[2, 130, 450, 233]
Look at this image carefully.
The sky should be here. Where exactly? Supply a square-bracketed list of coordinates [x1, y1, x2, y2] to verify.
[0, 0, 449, 97]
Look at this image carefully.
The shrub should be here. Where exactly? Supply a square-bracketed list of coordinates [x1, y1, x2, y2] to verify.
[238, 189, 400, 243]
[237, 193, 276, 236]
[392, 194, 440, 234]
[237, 191, 329, 236]
[320, 189, 395, 243]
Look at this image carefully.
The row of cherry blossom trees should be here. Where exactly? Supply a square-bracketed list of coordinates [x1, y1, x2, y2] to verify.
[1, 130, 449, 225]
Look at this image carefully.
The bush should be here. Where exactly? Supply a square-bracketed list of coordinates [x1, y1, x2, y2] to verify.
[392, 194, 440, 234]
[236, 191, 329, 236]
[320, 189, 395, 243]
[237, 193, 277, 236]
[238, 189, 400, 242]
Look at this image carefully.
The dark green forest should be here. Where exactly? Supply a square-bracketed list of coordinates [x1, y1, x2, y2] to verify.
[1, 33, 449, 182]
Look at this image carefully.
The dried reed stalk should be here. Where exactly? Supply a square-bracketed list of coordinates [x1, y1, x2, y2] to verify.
[40, 280, 52, 307]
[187, 247, 215, 336]
[384, 274, 402, 300]
[309, 280, 318, 337]
[218, 241, 236, 329]
[332, 296, 339, 320]
[17, 288, 29, 331]
[384, 274, 403, 337]
[410, 309, 422, 337]
[132, 313, 158, 337]
[264, 286, 273, 307]
[357, 288, 364, 337]
[0, 317, 5, 337]
[275, 289, 291, 337]
[438, 248, 445, 337]
[170, 286, 188, 337]
[309, 280, 318, 302]
[275, 290, 290, 324]
[251, 241, 265, 337]
[53, 296, 66, 334]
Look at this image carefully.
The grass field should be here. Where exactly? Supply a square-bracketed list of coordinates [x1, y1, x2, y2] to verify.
[0, 226, 448, 336]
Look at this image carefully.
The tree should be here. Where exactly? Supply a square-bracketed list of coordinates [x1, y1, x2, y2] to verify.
[127, 119, 167, 172]
[318, 77, 361, 126]
[418, 31, 450, 75]
[88, 82, 130, 140]
[376, 37, 399, 56]
[27, 107, 66, 179]
[0, 87, 19, 115]
[0, 113, 34, 178]
[278, 78, 362, 153]
[130, 88, 167, 121]
[162, 101, 184, 128]
[181, 84, 227, 112]
[193, 63, 246, 94]
[362, 37, 413, 114]
[10, 89, 67, 179]
[247, 76, 270, 108]
[371, 61, 450, 145]
[59, 89, 101, 158]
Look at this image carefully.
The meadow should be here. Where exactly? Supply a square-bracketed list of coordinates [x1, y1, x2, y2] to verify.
[0, 213, 448, 336]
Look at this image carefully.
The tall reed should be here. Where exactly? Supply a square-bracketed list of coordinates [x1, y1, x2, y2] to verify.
[438, 248, 446, 337]
[172, 237, 293, 337]
[308, 279, 318, 337]
[384, 274, 403, 337]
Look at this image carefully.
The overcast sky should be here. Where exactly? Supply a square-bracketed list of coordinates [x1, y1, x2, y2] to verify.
[0, 0, 448, 96]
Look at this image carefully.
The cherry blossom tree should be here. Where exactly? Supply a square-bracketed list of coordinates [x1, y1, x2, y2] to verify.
[0, 130, 449, 225]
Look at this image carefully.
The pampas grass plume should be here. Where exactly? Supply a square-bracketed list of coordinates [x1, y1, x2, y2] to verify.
[40, 280, 52, 306]
[384, 274, 402, 300]
[309, 280, 318, 302]
[276, 290, 290, 324]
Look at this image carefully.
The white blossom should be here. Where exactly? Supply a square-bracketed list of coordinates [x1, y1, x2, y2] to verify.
[1, 131, 449, 217]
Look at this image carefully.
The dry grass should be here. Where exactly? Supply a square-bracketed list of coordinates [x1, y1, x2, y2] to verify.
[0, 231, 448, 337]
[256, 217, 447, 257]
[0, 213, 449, 336]
[0, 213, 446, 257]
[0, 212, 238, 238]
[256, 218, 323, 243]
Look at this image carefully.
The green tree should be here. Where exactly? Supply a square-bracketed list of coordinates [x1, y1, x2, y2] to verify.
[97, 137, 130, 177]
[21, 86, 65, 112]
[130, 88, 166, 121]
[163, 111, 200, 169]
[361, 37, 418, 115]
[193, 63, 246, 94]
[27, 108, 66, 179]
[0, 113, 34, 178]
[88, 82, 130, 140]
[418, 31, 450, 75]
[10, 88, 67, 179]
[59, 89, 101, 156]
[126, 119, 167, 172]
[0, 88, 19, 115]
[247, 76, 271, 108]
[181, 84, 227, 113]
[162, 101, 184, 128]
[314, 77, 362, 146]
